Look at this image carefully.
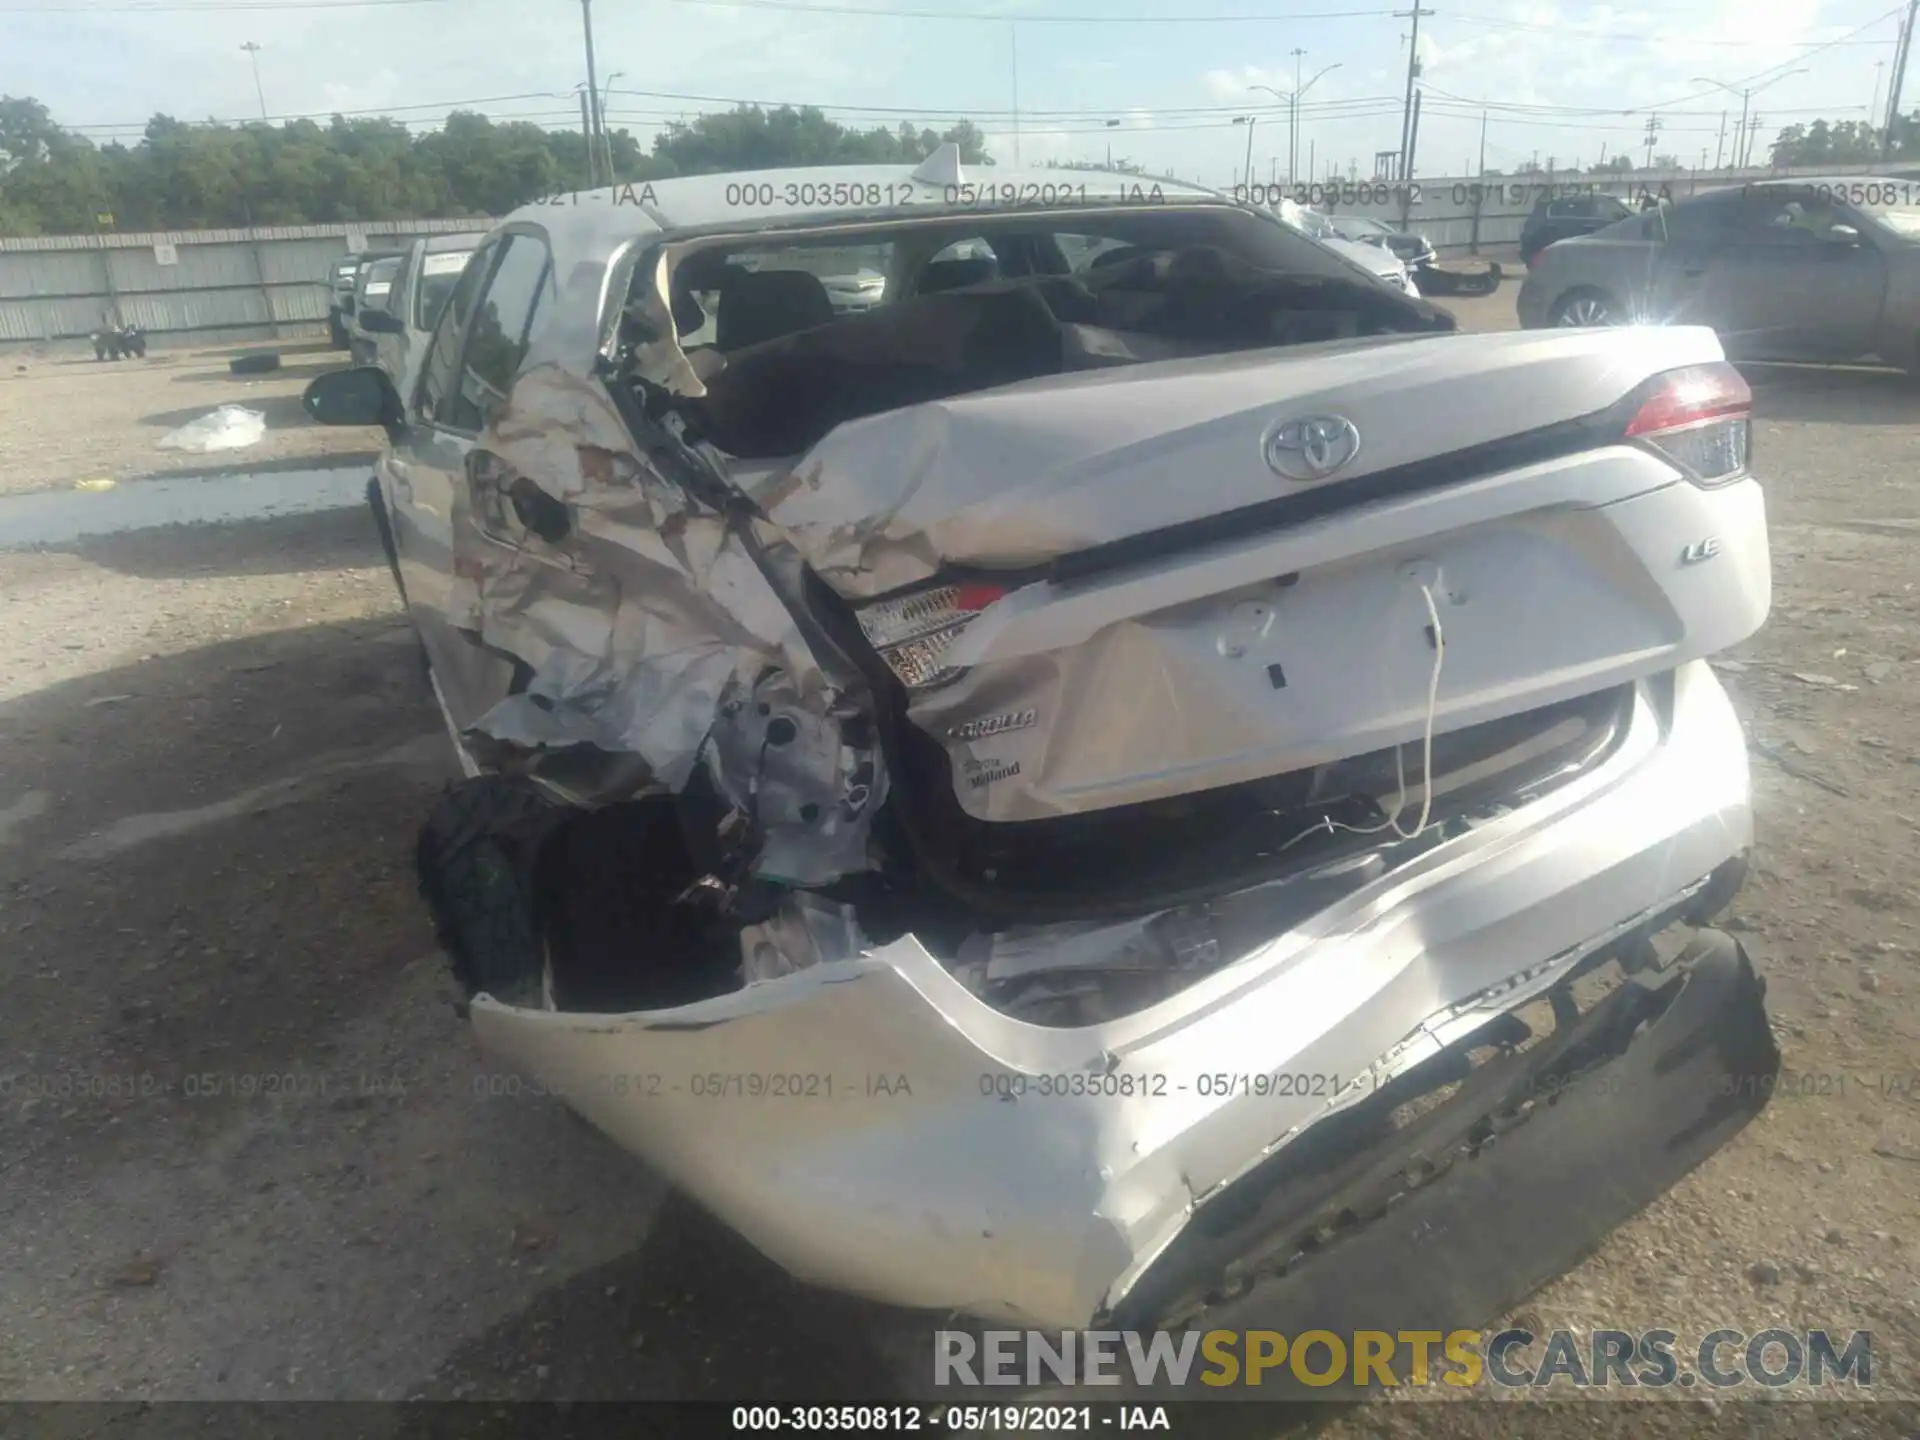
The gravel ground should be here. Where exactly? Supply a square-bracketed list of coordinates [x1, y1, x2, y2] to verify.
[0, 338, 384, 496]
[0, 280, 1916, 1433]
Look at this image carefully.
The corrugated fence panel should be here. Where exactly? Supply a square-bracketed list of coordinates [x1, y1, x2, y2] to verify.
[111, 241, 258, 296]
[0, 247, 103, 301]
[0, 295, 109, 343]
[0, 217, 500, 347]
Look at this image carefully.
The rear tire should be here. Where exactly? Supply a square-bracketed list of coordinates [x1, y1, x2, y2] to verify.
[1549, 288, 1621, 327]
[328, 314, 351, 349]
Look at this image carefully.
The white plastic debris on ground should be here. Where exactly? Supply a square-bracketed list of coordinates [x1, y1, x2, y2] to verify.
[157, 405, 268, 453]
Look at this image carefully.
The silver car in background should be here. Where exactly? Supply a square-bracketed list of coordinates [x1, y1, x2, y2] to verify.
[301, 151, 1777, 1354]
[361, 232, 487, 392]
[1519, 177, 1920, 371]
[346, 255, 404, 367]
[1274, 198, 1421, 295]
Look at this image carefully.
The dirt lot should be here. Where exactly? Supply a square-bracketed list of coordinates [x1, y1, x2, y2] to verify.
[0, 280, 1917, 1432]
[0, 338, 384, 496]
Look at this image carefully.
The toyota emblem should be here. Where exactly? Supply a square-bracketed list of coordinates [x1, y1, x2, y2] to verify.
[1264, 415, 1362, 482]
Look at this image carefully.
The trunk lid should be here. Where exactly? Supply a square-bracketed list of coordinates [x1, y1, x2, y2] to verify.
[755, 325, 1724, 598]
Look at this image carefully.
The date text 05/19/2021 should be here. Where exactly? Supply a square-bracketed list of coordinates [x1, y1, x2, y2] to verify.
[729, 1405, 1173, 1432]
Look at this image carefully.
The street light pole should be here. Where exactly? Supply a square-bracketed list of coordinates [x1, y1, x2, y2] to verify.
[1692, 70, 1806, 172]
[600, 70, 624, 182]
[1289, 47, 1307, 186]
[1234, 115, 1257, 191]
[239, 41, 267, 121]
[1251, 64, 1339, 191]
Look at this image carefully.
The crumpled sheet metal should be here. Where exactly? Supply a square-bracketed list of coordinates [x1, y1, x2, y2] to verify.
[447, 360, 883, 883]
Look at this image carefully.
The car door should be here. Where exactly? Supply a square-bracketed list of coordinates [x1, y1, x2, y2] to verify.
[375, 242, 422, 381]
[1665, 192, 1885, 359]
[382, 230, 554, 732]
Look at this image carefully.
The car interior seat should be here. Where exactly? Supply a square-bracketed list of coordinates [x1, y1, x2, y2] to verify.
[918, 257, 1000, 294]
[715, 269, 837, 352]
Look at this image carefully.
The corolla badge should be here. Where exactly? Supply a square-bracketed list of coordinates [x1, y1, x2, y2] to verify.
[1264, 414, 1362, 481]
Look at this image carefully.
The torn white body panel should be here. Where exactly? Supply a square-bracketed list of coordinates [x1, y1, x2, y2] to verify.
[470, 662, 1752, 1328]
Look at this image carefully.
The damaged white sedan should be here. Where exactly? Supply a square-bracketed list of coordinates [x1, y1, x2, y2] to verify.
[304, 147, 1781, 1344]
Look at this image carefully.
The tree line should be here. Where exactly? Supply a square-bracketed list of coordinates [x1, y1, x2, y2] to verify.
[0, 96, 991, 236]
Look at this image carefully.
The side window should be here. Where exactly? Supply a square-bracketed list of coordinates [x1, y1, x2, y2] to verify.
[1655, 196, 1731, 244]
[1054, 234, 1133, 272]
[416, 240, 500, 428]
[450, 234, 552, 432]
[1727, 194, 1834, 247]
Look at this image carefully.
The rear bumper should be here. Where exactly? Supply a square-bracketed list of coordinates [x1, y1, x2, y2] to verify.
[471, 659, 1754, 1329]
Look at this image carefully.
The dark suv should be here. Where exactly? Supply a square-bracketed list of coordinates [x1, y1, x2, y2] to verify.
[1520, 194, 1635, 267]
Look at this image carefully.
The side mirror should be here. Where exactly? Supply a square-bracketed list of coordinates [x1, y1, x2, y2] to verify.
[1826, 224, 1861, 246]
[358, 307, 406, 333]
[304, 366, 403, 429]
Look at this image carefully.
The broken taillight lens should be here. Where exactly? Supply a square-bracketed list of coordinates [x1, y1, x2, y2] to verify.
[854, 581, 1007, 691]
[1624, 361, 1751, 485]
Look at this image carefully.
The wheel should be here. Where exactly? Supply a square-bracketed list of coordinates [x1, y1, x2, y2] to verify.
[417, 777, 569, 1006]
[1549, 289, 1621, 327]
[328, 314, 351, 349]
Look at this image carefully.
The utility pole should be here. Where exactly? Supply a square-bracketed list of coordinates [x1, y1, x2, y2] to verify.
[578, 0, 605, 187]
[1477, 108, 1487, 174]
[1395, 6, 1434, 180]
[1642, 114, 1662, 169]
[1884, 0, 1917, 161]
[1714, 111, 1727, 170]
[239, 41, 267, 121]
[1744, 112, 1763, 168]
[1402, 88, 1422, 219]
[578, 89, 596, 187]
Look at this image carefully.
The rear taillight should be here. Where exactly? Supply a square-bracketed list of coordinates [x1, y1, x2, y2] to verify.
[1624, 361, 1751, 485]
[854, 581, 1006, 691]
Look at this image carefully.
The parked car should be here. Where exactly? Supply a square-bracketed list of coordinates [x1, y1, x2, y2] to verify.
[326, 255, 362, 348]
[1518, 179, 1920, 368]
[331, 248, 402, 352]
[301, 151, 1777, 1342]
[1519, 192, 1636, 267]
[346, 255, 405, 367]
[1275, 199, 1423, 295]
[1327, 211, 1439, 270]
[358, 232, 487, 392]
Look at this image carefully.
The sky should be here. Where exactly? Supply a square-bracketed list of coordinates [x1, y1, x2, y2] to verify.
[3, 0, 1910, 188]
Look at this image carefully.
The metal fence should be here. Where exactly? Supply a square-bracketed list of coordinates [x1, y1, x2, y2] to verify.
[4, 161, 1915, 347]
[0, 219, 490, 350]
